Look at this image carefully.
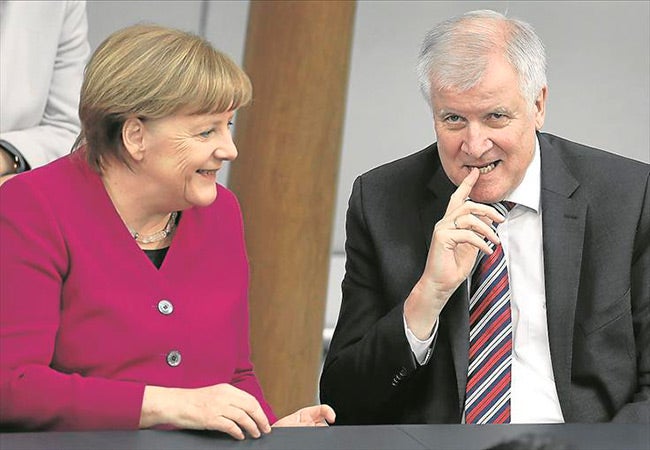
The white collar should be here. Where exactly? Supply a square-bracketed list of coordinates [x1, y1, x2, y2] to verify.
[504, 135, 541, 213]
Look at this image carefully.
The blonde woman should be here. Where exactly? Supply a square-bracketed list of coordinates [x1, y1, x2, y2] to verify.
[0, 24, 334, 439]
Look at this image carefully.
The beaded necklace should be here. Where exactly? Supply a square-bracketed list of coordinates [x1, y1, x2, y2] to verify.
[130, 211, 178, 244]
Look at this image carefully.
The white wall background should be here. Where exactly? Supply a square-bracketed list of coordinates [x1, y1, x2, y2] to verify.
[85, 0, 650, 338]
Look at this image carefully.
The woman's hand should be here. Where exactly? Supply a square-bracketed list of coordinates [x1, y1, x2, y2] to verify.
[273, 404, 336, 427]
[140, 384, 271, 440]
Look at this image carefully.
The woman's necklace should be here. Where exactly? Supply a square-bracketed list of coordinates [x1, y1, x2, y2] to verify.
[129, 211, 178, 244]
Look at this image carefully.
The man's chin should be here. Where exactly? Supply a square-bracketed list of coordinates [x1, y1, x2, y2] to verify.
[469, 187, 507, 204]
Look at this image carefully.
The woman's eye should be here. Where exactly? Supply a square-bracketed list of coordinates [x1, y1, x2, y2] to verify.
[199, 129, 214, 138]
[227, 121, 234, 128]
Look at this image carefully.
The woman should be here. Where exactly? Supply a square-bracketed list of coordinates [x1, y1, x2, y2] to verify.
[0, 24, 334, 439]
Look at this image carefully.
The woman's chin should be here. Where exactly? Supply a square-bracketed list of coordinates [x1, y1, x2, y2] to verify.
[187, 187, 218, 208]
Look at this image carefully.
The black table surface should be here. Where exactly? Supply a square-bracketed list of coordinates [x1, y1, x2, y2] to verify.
[1, 424, 648, 450]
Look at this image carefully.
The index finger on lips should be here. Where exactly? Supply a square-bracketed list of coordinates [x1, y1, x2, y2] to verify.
[446, 168, 479, 214]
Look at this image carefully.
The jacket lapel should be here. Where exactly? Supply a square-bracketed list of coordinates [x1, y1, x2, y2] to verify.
[420, 156, 470, 416]
[421, 160, 455, 249]
[539, 135, 587, 416]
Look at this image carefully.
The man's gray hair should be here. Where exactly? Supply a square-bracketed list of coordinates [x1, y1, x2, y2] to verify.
[416, 10, 547, 109]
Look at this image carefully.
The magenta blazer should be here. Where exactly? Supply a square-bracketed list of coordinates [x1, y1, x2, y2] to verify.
[0, 151, 275, 430]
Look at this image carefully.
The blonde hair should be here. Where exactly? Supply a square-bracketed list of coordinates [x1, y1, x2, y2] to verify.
[77, 24, 252, 171]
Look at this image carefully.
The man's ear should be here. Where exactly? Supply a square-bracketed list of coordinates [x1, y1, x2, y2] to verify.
[122, 117, 146, 162]
[534, 85, 548, 131]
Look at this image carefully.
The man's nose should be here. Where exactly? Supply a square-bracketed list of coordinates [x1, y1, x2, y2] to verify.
[460, 124, 493, 157]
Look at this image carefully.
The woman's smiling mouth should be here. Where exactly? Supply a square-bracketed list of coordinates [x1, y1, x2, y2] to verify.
[196, 169, 218, 175]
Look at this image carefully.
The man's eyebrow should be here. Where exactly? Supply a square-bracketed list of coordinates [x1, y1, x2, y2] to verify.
[436, 108, 460, 117]
[490, 106, 510, 114]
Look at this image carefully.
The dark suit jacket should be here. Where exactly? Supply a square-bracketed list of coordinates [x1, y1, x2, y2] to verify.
[320, 132, 649, 424]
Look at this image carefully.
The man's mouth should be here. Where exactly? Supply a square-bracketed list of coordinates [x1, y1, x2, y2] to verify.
[470, 161, 500, 175]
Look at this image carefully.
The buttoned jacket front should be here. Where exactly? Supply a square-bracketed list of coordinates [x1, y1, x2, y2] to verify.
[0, 151, 274, 430]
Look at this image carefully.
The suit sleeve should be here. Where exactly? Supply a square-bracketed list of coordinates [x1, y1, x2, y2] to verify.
[319, 176, 422, 424]
[0, 178, 145, 431]
[613, 171, 650, 423]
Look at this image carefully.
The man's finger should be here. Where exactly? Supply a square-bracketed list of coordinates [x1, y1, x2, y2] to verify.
[447, 168, 479, 212]
[320, 405, 336, 424]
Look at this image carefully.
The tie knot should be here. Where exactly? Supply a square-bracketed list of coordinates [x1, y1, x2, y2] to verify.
[502, 201, 516, 211]
[492, 201, 516, 216]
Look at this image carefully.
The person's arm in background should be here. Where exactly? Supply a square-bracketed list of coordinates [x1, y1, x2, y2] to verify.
[0, 0, 90, 185]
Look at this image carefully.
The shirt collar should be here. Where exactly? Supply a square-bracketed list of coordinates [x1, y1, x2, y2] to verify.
[504, 135, 541, 214]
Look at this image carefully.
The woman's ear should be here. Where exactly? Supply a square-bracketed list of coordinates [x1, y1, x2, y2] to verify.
[122, 117, 146, 162]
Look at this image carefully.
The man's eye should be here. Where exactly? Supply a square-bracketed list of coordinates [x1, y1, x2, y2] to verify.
[199, 129, 214, 138]
[227, 121, 234, 128]
[490, 113, 506, 120]
[445, 115, 462, 122]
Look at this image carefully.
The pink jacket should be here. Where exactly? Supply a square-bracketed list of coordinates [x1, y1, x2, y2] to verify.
[0, 151, 275, 430]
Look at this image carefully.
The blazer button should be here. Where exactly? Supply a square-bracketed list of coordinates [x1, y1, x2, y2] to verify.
[158, 299, 174, 315]
[166, 350, 181, 367]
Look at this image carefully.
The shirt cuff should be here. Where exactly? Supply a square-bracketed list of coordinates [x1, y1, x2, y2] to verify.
[403, 314, 437, 365]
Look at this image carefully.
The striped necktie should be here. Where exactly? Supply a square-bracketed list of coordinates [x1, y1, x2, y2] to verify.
[464, 201, 515, 424]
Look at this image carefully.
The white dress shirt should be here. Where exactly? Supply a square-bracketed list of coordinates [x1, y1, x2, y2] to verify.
[405, 137, 565, 423]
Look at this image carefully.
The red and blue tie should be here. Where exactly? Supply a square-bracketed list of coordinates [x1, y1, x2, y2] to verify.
[464, 201, 515, 424]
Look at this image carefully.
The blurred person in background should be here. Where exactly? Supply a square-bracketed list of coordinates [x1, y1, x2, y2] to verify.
[0, 0, 90, 185]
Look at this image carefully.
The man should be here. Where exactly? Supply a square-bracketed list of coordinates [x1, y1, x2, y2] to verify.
[320, 10, 649, 424]
[0, 0, 90, 185]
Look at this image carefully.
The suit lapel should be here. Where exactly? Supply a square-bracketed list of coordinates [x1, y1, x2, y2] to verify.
[420, 156, 470, 416]
[539, 135, 587, 416]
[421, 161, 455, 248]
